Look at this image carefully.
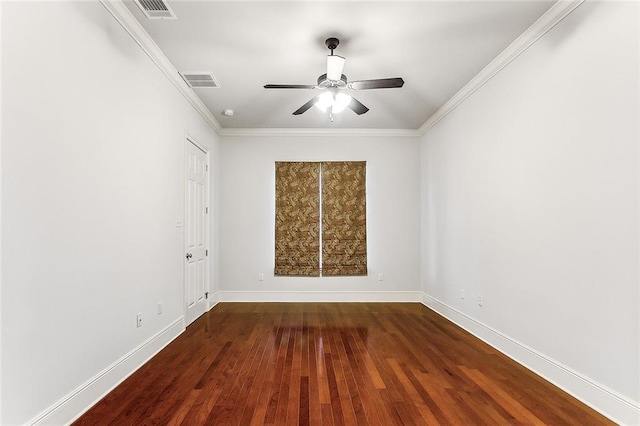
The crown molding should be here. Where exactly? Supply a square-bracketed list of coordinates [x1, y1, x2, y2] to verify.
[101, 0, 583, 138]
[219, 127, 421, 138]
[99, 0, 222, 134]
[417, 0, 584, 136]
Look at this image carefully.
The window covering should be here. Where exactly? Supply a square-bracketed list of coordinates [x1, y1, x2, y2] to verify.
[321, 161, 368, 276]
[274, 162, 320, 276]
[274, 161, 367, 276]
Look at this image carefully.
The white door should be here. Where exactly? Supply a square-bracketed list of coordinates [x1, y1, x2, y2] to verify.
[185, 140, 209, 326]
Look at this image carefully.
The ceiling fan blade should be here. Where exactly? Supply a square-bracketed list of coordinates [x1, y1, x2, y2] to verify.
[348, 97, 369, 115]
[293, 96, 320, 115]
[349, 78, 405, 90]
[264, 84, 317, 89]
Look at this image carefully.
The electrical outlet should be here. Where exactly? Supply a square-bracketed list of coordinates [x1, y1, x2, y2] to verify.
[378, 273, 384, 281]
[461, 289, 465, 299]
[136, 313, 143, 328]
[157, 302, 162, 315]
[258, 273, 264, 282]
[478, 295, 483, 307]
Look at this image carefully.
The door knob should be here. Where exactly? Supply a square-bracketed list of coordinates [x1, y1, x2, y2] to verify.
[186, 253, 192, 259]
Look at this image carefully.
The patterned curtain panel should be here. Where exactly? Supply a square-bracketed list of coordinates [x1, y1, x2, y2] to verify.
[274, 162, 321, 276]
[321, 162, 368, 276]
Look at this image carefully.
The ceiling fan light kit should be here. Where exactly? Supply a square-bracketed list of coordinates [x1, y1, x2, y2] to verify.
[315, 91, 352, 114]
[264, 37, 404, 120]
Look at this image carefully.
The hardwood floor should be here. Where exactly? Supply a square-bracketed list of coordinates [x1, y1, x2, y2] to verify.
[75, 303, 612, 425]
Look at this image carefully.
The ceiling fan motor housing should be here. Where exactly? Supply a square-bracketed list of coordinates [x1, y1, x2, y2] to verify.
[317, 73, 347, 88]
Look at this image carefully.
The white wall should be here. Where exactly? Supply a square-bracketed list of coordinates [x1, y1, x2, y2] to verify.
[218, 133, 420, 300]
[1, 2, 219, 424]
[2, 0, 637, 424]
[420, 1, 638, 422]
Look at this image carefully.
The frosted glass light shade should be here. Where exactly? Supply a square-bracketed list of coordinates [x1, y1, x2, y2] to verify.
[315, 91, 352, 114]
[315, 92, 334, 111]
[332, 93, 351, 113]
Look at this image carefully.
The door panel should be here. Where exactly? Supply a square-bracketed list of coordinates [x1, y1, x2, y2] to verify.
[185, 141, 208, 326]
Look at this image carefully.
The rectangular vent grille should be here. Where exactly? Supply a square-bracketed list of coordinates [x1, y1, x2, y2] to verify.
[135, 0, 176, 19]
[180, 73, 220, 89]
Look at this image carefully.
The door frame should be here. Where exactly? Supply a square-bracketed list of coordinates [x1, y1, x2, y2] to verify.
[183, 133, 210, 326]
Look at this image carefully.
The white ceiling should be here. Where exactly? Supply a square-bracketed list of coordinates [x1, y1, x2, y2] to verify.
[123, 0, 556, 130]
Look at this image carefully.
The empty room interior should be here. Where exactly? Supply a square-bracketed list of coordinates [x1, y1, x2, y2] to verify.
[1, 0, 639, 424]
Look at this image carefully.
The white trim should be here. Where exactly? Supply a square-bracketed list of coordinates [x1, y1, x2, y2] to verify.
[217, 291, 422, 303]
[99, 0, 221, 133]
[185, 131, 209, 155]
[420, 293, 640, 425]
[418, 0, 584, 135]
[100, 0, 584, 137]
[219, 127, 420, 138]
[29, 318, 185, 426]
[208, 291, 221, 310]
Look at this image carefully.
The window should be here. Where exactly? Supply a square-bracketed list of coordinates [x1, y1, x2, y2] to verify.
[274, 161, 367, 276]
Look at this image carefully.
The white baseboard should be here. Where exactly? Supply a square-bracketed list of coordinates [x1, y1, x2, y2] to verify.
[29, 318, 185, 426]
[217, 290, 422, 303]
[421, 293, 640, 425]
[29, 295, 637, 424]
[208, 291, 221, 309]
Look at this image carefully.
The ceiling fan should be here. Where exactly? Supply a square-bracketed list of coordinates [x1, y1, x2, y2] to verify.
[264, 37, 405, 120]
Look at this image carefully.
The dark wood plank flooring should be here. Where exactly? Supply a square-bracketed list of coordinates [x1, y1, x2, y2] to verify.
[75, 303, 613, 425]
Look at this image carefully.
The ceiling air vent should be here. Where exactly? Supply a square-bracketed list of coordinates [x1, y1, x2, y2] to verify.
[180, 72, 220, 89]
[134, 0, 176, 19]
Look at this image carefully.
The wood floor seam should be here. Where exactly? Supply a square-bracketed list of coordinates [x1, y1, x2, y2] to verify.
[75, 303, 613, 425]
